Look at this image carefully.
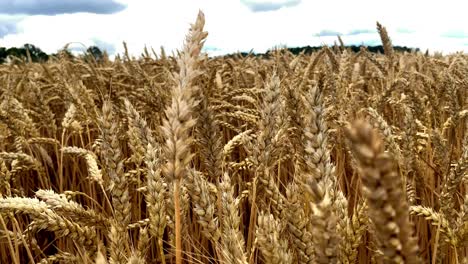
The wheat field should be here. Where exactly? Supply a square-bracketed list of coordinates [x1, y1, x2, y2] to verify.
[0, 11, 466, 264]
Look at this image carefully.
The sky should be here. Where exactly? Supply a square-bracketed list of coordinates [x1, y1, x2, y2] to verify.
[0, 0, 467, 57]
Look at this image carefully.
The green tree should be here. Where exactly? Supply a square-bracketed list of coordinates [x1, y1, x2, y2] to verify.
[86, 46, 103, 62]
[0, 47, 6, 64]
[23, 43, 49, 62]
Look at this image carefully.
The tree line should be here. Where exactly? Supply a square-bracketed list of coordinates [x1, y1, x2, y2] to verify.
[0, 44, 104, 64]
[0, 43, 419, 64]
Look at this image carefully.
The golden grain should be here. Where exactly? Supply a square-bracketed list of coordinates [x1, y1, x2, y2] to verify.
[0, 11, 466, 264]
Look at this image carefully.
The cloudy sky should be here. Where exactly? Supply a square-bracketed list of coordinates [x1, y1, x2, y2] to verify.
[0, 0, 467, 57]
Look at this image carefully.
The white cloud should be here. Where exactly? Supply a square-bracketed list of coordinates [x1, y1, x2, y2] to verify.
[0, 0, 466, 57]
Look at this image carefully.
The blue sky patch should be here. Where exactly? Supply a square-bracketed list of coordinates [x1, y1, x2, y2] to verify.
[347, 29, 375, 35]
[314, 30, 342, 37]
[441, 30, 467, 39]
[241, 0, 301, 12]
[0, 0, 126, 16]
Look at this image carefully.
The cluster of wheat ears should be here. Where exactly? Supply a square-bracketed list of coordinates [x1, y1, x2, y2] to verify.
[0, 11, 466, 264]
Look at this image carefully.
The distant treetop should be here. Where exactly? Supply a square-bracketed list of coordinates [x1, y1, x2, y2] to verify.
[0, 43, 420, 64]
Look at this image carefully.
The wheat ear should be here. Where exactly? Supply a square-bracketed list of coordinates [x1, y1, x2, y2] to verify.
[346, 120, 421, 264]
